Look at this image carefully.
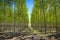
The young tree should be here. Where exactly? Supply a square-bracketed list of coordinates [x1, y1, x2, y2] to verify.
[15, 0, 29, 32]
[31, 0, 60, 34]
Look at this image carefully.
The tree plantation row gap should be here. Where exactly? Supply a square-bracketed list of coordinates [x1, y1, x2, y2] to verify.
[0, 0, 60, 35]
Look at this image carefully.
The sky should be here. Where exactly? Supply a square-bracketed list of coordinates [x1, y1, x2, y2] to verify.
[12, 0, 34, 20]
[26, 0, 34, 20]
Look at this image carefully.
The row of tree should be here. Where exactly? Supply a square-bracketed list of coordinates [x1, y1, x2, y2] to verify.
[0, 0, 60, 34]
[31, 0, 60, 34]
[0, 0, 28, 33]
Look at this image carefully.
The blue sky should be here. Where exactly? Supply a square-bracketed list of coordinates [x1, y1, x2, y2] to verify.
[12, 0, 34, 20]
[26, 0, 34, 20]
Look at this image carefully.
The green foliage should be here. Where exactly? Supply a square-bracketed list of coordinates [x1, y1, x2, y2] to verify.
[16, 0, 28, 28]
[31, 0, 60, 33]
[0, 0, 28, 32]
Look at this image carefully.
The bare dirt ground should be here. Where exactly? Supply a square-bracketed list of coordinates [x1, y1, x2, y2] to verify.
[0, 33, 60, 40]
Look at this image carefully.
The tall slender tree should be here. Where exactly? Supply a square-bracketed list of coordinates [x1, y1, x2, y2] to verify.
[15, 0, 29, 32]
[31, 0, 60, 34]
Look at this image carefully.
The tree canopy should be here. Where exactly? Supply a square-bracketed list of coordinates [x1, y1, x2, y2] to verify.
[31, 0, 60, 33]
[0, 0, 28, 33]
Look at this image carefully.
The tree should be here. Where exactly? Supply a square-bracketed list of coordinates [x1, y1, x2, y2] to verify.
[31, 0, 60, 34]
[15, 0, 29, 33]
